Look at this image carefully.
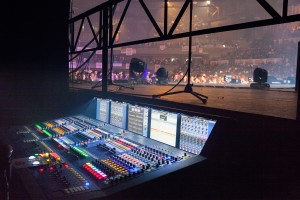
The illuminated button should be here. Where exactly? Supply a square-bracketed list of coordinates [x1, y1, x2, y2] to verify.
[32, 161, 40, 165]
[29, 156, 35, 160]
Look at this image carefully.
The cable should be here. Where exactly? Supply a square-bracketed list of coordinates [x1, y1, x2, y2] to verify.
[156, 67, 189, 96]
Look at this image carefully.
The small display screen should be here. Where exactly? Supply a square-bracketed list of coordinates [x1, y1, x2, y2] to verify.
[96, 98, 109, 123]
[150, 109, 178, 147]
[127, 105, 149, 137]
[110, 101, 127, 129]
[179, 115, 216, 154]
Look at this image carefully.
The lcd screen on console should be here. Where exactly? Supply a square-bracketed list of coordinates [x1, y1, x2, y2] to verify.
[150, 109, 178, 147]
[96, 98, 110, 123]
[127, 105, 149, 137]
[179, 115, 216, 154]
[110, 101, 127, 129]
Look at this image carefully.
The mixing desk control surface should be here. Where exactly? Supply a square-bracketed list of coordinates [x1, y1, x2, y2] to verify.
[12, 99, 216, 199]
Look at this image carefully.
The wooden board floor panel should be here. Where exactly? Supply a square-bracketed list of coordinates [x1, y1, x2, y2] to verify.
[70, 83, 297, 119]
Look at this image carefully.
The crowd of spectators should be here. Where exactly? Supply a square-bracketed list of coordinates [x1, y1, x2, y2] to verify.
[71, 58, 296, 85]
[169, 61, 295, 85]
[71, 23, 299, 85]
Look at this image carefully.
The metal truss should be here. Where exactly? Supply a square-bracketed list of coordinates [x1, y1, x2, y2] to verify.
[68, 0, 300, 92]
[69, 0, 299, 53]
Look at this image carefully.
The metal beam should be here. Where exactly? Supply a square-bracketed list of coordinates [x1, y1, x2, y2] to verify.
[70, 4, 300, 54]
[69, 13, 300, 54]
[168, 0, 190, 36]
[69, 51, 96, 74]
[139, 0, 163, 37]
[283, 0, 288, 17]
[74, 18, 85, 50]
[164, 0, 168, 36]
[111, 14, 300, 49]
[87, 16, 99, 44]
[102, 7, 109, 93]
[187, 0, 193, 84]
[99, 10, 103, 47]
[69, 22, 75, 52]
[112, 0, 131, 44]
[109, 5, 113, 46]
[70, 0, 299, 53]
[257, 0, 281, 19]
[296, 42, 300, 121]
[69, 0, 124, 23]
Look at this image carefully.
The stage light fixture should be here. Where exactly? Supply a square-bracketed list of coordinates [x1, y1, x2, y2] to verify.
[156, 67, 168, 85]
[253, 68, 268, 83]
[250, 68, 270, 89]
[129, 58, 148, 84]
[129, 58, 146, 79]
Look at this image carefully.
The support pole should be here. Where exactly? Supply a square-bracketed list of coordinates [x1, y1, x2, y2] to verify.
[164, 0, 168, 36]
[187, 0, 193, 85]
[296, 42, 300, 121]
[102, 7, 109, 93]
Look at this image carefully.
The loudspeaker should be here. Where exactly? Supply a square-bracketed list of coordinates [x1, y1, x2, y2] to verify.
[156, 67, 168, 85]
[253, 68, 268, 83]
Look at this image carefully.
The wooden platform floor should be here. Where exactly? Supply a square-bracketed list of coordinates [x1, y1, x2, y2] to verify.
[70, 83, 298, 119]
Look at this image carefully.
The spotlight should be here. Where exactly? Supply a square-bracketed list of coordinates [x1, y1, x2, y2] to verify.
[129, 58, 147, 79]
[250, 68, 270, 89]
[156, 67, 168, 85]
[129, 58, 148, 84]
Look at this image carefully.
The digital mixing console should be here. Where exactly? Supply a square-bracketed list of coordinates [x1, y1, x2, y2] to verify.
[11, 98, 216, 199]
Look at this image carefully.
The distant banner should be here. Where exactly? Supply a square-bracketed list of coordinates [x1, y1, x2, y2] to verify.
[211, 58, 285, 66]
[113, 62, 123, 68]
[69, 61, 77, 68]
[160, 45, 166, 51]
[182, 46, 196, 52]
[126, 48, 133, 56]
[235, 59, 245, 65]
[265, 58, 284, 63]
[245, 59, 253, 65]
[210, 60, 229, 65]
[254, 59, 265, 65]
[199, 48, 203, 54]
[234, 58, 284, 65]
[120, 48, 136, 56]
[96, 62, 102, 69]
